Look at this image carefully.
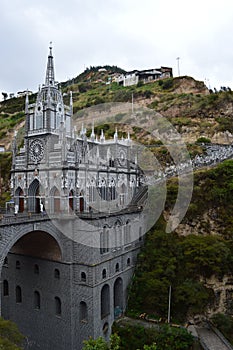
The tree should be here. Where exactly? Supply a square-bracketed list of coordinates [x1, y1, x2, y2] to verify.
[142, 345, 157, 350]
[82, 334, 120, 350]
[2, 92, 8, 101]
[0, 317, 24, 349]
[82, 337, 108, 350]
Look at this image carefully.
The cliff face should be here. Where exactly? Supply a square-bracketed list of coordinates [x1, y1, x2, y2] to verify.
[1, 74, 233, 319]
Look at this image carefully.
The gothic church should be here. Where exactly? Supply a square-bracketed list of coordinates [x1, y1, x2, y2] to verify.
[0, 46, 147, 350]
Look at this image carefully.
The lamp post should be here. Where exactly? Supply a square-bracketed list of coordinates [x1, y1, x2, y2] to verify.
[167, 285, 172, 323]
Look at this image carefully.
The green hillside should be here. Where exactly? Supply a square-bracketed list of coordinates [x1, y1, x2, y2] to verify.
[1, 70, 233, 345]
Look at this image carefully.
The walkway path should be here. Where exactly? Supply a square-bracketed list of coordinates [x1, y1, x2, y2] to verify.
[196, 326, 233, 350]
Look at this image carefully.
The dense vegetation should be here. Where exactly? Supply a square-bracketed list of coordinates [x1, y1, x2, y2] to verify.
[0, 317, 24, 349]
[127, 160, 233, 323]
[2, 71, 233, 346]
[82, 325, 194, 350]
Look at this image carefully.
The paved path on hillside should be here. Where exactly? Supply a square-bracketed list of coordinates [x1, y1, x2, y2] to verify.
[196, 327, 233, 350]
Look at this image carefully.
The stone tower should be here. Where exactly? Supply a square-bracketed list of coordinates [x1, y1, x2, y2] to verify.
[0, 46, 147, 350]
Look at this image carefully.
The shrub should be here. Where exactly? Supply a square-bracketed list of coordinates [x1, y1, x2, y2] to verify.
[195, 137, 211, 144]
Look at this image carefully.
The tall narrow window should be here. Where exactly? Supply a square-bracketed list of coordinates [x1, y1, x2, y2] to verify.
[81, 272, 86, 282]
[3, 257, 8, 267]
[80, 301, 88, 322]
[102, 269, 107, 279]
[115, 263, 120, 273]
[54, 269, 60, 279]
[3, 280, 9, 296]
[34, 291, 40, 309]
[34, 264, 39, 274]
[101, 284, 110, 319]
[124, 221, 131, 246]
[55, 297, 61, 316]
[16, 286, 22, 303]
[100, 226, 109, 254]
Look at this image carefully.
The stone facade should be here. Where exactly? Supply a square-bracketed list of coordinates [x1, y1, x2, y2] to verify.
[0, 46, 147, 349]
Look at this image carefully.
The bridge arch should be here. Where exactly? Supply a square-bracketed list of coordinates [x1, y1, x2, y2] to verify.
[0, 222, 65, 273]
[10, 230, 62, 261]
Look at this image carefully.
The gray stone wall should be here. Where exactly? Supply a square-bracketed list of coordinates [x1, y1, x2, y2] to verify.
[0, 215, 143, 350]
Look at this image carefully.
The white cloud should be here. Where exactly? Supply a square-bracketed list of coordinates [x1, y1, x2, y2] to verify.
[1, 0, 233, 96]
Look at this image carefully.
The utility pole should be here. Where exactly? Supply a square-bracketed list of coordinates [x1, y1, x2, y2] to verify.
[131, 93, 134, 115]
[176, 57, 180, 77]
[167, 285, 172, 323]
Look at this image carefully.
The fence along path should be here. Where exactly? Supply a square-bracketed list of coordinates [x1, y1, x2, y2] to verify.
[196, 326, 233, 350]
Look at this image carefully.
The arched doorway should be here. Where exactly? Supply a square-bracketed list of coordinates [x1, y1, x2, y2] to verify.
[15, 187, 24, 213]
[79, 192, 84, 212]
[50, 187, 60, 213]
[114, 277, 123, 319]
[69, 190, 74, 211]
[28, 179, 44, 213]
[101, 284, 110, 319]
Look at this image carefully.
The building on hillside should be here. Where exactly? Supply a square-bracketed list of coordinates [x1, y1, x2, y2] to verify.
[117, 67, 173, 87]
[0, 46, 147, 350]
[17, 90, 33, 98]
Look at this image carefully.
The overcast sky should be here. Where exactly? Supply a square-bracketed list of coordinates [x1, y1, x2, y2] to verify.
[1, 0, 233, 98]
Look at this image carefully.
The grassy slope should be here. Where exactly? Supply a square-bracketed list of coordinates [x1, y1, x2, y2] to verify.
[1, 72, 233, 329]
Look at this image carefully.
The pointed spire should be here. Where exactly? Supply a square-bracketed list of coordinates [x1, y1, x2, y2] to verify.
[80, 123, 86, 137]
[114, 127, 118, 142]
[45, 42, 55, 86]
[90, 120, 95, 141]
[100, 129, 105, 143]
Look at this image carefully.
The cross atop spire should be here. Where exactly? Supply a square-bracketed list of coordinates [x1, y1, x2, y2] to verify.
[45, 42, 55, 86]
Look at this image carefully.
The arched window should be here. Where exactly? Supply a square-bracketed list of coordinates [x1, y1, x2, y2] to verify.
[127, 257, 131, 266]
[102, 269, 107, 279]
[115, 263, 120, 273]
[16, 261, 20, 270]
[101, 284, 110, 319]
[3, 280, 9, 296]
[124, 221, 131, 246]
[89, 180, 96, 202]
[54, 269, 60, 279]
[55, 296, 61, 316]
[52, 187, 60, 213]
[114, 221, 122, 249]
[139, 227, 142, 241]
[80, 301, 88, 322]
[99, 179, 107, 200]
[16, 286, 22, 303]
[100, 226, 109, 254]
[3, 257, 8, 267]
[34, 291, 40, 309]
[109, 179, 116, 200]
[81, 272, 86, 282]
[103, 322, 109, 335]
[34, 264, 39, 274]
